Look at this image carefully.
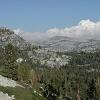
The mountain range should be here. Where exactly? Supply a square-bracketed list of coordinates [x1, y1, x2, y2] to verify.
[1, 28, 100, 67]
[0, 28, 70, 67]
[34, 36, 100, 52]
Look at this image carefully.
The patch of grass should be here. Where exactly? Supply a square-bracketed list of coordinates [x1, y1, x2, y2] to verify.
[0, 86, 46, 100]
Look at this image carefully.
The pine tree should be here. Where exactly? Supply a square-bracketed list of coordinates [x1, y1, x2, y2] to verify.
[4, 44, 18, 80]
[86, 79, 98, 100]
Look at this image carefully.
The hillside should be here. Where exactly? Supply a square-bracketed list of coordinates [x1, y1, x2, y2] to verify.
[0, 75, 45, 100]
[1, 28, 100, 99]
[35, 36, 100, 52]
[0, 28, 70, 68]
[0, 28, 47, 100]
[0, 28, 30, 50]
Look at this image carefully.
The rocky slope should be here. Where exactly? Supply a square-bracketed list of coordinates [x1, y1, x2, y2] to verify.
[0, 28, 70, 67]
[0, 75, 23, 100]
[35, 36, 78, 52]
[0, 28, 30, 50]
[29, 48, 70, 67]
[0, 91, 14, 100]
[75, 39, 100, 52]
[35, 36, 100, 52]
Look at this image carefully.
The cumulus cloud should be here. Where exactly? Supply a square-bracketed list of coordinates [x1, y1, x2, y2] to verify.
[14, 19, 100, 41]
[46, 19, 100, 40]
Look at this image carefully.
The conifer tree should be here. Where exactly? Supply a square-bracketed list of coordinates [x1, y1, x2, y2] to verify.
[86, 79, 98, 100]
[4, 44, 18, 80]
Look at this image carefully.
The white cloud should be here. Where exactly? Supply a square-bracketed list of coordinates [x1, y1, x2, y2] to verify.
[46, 19, 100, 39]
[14, 19, 100, 41]
[14, 29, 46, 42]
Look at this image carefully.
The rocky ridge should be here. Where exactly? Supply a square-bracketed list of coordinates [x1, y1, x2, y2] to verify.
[35, 36, 100, 52]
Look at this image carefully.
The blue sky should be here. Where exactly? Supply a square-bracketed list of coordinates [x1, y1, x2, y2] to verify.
[0, 0, 100, 32]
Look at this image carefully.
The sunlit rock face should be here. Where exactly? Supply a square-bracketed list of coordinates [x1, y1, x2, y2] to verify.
[0, 28, 30, 50]
[29, 48, 71, 67]
[0, 75, 22, 87]
[0, 92, 14, 100]
[0, 75, 23, 100]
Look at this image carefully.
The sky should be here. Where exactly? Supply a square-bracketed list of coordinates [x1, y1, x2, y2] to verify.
[0, 0, 100, 32]
[0, 0, 100, 41]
